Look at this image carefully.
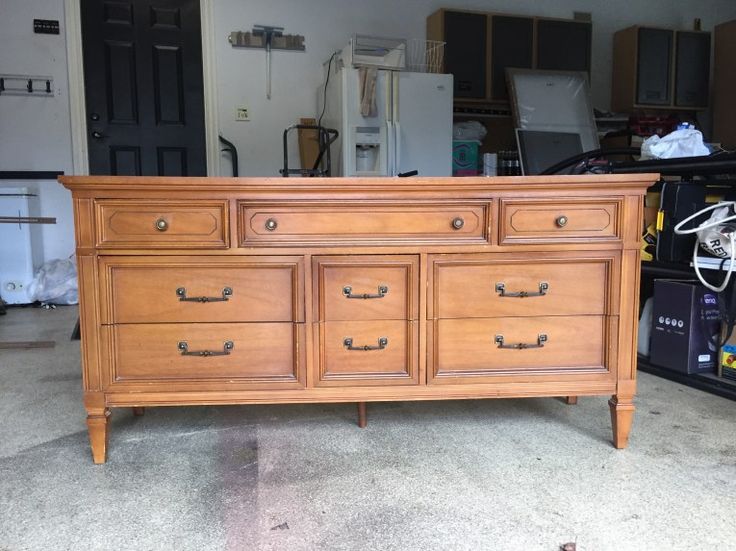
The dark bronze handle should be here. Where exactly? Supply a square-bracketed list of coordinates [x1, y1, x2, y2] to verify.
[154, 218, 168, 231]
[451, 217, 465, 230]
[342, 285, 388, 299]
[494, 334, 547, 350]
[91, 130, 104, 139]
[343, 337, 388, 351]
[495, 282, 549, 298]
[177, 340, 234, 356]
[176, 287, 232, 302]
[265, 218, 278, 231]
[556, 215, 568, 227]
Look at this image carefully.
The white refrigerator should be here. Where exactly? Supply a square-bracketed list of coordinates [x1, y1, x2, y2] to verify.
[320, 64, 453, 177]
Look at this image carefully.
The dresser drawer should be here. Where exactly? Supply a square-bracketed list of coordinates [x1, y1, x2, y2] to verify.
[314, 255, 418, 321]
[101, 257, 303, 323]
[239, 201, 490, 246]
[95, 200, 229, 248]
[499, 198, 620, 244]
[429, 316, 607, 382]
[317, 320, 418, 385]
[433, 256, 611, 318]
[113, 323, 303, 385]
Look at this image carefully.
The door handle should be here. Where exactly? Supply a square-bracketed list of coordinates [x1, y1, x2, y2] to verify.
[91, 130, 104, 139]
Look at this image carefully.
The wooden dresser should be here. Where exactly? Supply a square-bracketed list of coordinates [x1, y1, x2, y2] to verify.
[61, 175, 655, 463]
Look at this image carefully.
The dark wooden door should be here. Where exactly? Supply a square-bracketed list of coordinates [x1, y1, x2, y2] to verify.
[490, 16, 533, 101]
[81, 0, 206, 176]
[444, 11, 487, 99]
[675, 31, 711, 108]
[636, 28, 673, 106]
[536, 19, 591, 74]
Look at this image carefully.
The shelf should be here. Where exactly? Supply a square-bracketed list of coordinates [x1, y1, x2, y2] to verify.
[637, 354, 736, 401]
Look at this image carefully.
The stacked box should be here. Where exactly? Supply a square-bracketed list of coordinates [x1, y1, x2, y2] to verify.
[452, 140, 479, 176]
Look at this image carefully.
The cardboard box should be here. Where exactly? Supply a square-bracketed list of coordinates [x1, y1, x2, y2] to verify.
[649, 280, 720, 374]
[452, 140, 479, 176]
[719, 323, 736, 381]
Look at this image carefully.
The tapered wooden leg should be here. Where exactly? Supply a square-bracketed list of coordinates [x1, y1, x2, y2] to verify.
[132, 407, 145, 416]
[86, 408, 111, 464]
[609, 396, 635, 449]
[565, 396, 578, 405]
[357, 402, 367, 428]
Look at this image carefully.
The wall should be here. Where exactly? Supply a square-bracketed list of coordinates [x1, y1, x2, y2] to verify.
[214, 0, 736, 176]
[0, 0, 75, 262]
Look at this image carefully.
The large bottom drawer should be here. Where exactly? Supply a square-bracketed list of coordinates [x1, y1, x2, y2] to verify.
[429, 316, 609, 382]
[112, 322, 303, 385]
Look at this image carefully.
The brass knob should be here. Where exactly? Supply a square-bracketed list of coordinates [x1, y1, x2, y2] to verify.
[154, 218, 169, 232]
[451, 217, 465, 230]
[265, 218, 278, 231]
[556, 215, 568, 228]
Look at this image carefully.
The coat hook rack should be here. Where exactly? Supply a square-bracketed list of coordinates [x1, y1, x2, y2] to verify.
[0, 74, 54, 97]
[228, 25, 305, 100]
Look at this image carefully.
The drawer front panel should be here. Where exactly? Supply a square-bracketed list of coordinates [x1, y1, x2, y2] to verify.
[317, 320, 418, 385]
[434, 257, 609, 318]
[430, 316, 606, 382]
[114, 323, 302, 384]
[104, 258, 302, 323]
[96, 200, 228, 248]
[315, 256, 418, 321]
[500, 198, 620, 244]
[239, 202, 490, 246]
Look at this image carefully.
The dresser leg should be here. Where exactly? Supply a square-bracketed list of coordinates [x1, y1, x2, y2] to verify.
[357, 402, 367, 428]
[86, 408, 111, 464]
[565, 396, 578, 405]
[132, 407, 145, 416]
[609, 396, 635, 449]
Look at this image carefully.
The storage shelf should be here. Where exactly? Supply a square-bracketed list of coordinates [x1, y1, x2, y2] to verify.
[637, 354, 736, 401]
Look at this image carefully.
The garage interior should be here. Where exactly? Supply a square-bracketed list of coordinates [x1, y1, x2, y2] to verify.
[2, 1, 736, 550]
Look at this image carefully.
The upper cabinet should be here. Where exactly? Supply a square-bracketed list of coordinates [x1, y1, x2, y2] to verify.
[427, 9, 592, 103]
[612, 26, 711, 111]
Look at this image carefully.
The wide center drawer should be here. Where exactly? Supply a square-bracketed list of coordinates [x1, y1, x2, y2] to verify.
[100, 257, 303, 323]
[112, 322, 304, 384]
[95, 200, 229, 248]
[432, 255, 613, 318]
[239, 201, 490, 246]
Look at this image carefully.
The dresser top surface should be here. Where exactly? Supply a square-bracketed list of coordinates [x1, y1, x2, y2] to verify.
[59, 174, 658, 194]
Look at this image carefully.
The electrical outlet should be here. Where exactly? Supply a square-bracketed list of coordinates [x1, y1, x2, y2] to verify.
[235, 107, 249, 121]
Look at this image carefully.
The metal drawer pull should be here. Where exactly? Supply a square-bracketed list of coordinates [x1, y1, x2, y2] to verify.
[495, 282, 548, 298]
[176, 287, 233, 302]
[451, 217, 465, 230]
[556, 215, 568, 227]
[265, 218, 278, 231]
[495, 334, 548, 350]
[177, 340, 234, 356]
[154, 218, 169, 231]
[342, 285, 388, 299]
[343, 337, 388, 351]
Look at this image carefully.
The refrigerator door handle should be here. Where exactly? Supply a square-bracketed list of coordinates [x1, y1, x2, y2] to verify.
[386, 120, 395, 176]
[394, 121, 401, 176]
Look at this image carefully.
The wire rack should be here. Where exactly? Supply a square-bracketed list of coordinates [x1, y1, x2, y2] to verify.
[406, 39, 445, 73]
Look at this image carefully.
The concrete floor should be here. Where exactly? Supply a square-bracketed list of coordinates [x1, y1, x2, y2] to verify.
[0, 306, 735, 551]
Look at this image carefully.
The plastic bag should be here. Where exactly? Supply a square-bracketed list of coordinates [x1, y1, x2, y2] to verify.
[452, 121, 487, 141]
[641, 128, 710, 159]
[28, 257, 79, 305]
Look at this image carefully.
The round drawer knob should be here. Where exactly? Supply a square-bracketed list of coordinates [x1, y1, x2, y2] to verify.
[154, 218, 169, 232]
[451, 217, 465, 230]
[556, 215, 568, 228]
[265, 218, 278, 231]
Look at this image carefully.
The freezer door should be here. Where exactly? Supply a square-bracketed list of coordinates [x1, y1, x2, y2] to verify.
[394, 72, 453, 176]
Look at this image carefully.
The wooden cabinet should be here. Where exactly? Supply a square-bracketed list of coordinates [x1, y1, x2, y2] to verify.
[427, 9, 592, 103]
[612, 26, 711, 111]
[61, 174, 655, 463]
[713, 20, 736, 149]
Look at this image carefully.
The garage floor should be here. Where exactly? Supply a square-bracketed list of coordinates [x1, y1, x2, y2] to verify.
[1, 305, 735, 551]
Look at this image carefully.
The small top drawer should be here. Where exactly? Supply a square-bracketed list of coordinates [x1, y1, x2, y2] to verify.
[314, 256, 419, 321]
[239, 201, 490, 246]
[499, 198, 620, 244]
[95, 200, 229, 248]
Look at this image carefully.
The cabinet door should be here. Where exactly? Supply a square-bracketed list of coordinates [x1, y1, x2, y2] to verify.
[636, 28, 673, 105]
[675, 31, 711, 107]
[536, 20, 591, 73]
[491, 16, 534, 100]
[444, 11, 487, 99]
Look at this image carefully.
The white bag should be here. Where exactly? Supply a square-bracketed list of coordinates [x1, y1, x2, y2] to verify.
[674, 202, 736, 292]
[641, 128, 710, 160]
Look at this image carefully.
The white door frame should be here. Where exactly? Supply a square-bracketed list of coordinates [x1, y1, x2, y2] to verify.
[64, 0, 220, 176]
